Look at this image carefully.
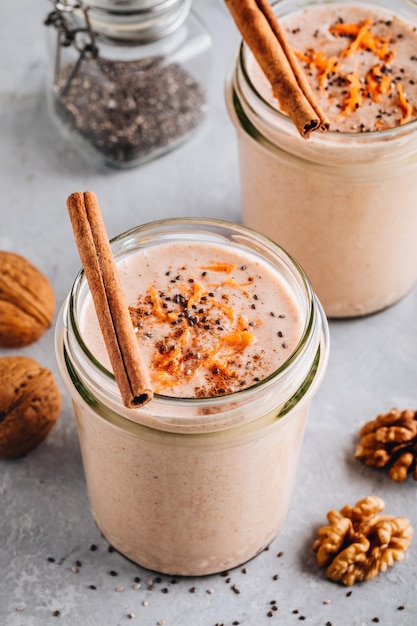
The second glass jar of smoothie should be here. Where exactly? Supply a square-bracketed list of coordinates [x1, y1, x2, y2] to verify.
[226, 0, 417, 318]
[55, 218, 329, 575]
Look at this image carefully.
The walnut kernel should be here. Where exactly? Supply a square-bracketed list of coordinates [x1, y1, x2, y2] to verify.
[0, 251, 55, 347]
[0, 356, 61, 458]
[313, 496, 413, 586]
[355, 408, 417, 481]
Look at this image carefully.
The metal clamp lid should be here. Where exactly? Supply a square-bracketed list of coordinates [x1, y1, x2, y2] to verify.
[45, 1, 98, 95]
[46, 0, 191, 47]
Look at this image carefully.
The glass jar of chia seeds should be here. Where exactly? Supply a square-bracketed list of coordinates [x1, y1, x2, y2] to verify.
[44, 0, 212, 168]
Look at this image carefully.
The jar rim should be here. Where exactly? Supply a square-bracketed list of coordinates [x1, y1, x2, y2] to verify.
[66, 217, 325, 409]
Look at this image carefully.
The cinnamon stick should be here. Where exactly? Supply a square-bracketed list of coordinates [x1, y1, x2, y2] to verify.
[67, 191, 153, 408]
[225, 0, 330, 137]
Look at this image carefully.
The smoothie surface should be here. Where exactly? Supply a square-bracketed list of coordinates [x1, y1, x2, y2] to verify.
[249, 2, 417, 132]
[80, 241, 303, 397]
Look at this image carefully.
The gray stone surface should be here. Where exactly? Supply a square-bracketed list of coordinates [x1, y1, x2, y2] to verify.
[1, 1, 417, 625]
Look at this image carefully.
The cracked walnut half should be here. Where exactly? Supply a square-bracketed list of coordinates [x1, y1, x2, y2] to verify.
[313, 496, 413, 586]
[355, 408, 417, 481]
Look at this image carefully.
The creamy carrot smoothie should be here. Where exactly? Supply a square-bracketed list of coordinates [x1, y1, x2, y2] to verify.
[227, 0, 417, 317]
[56, 218, 329, 575]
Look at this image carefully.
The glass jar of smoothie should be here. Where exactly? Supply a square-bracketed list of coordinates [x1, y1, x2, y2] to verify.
[44, 0, 211, 168]
[55, 217, 329, 576]
[225, 0, 417, 317]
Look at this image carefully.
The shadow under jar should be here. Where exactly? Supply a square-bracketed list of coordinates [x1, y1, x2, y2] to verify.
[55, 218, 329, 575]
[226, 0, 417, 318]
[45, 0, 212, 168]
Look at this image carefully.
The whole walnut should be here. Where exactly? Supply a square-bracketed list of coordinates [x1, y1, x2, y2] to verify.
[0, 251, 55, 347]
[0, 356, 61, 458]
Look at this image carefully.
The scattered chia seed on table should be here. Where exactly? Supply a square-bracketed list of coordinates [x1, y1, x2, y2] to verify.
[54, 56, 206, 165]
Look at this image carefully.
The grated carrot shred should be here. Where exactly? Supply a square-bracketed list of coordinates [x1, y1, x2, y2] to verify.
[199, 262, 237, 274]
[221, 316, 256, 349]
[365, 64, 392, 102]
[187, 281, 206, 308]
[215, 301, 236, 322]
[329, 22, 363, 37]
[397, 82, 413, 124]
[295, 49, 340, 89]
[148, 286, 169, 320]
[341, 64, 363, 116]
[339, 19, 373, 57]
[329, 19, 393, 61]
[153, 345, 183, 372]
[222, 329, 256, 349]
[223, 277, 252, 298]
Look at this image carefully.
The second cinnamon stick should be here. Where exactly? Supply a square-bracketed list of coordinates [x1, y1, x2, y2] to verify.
[225, 0, 330, 137]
